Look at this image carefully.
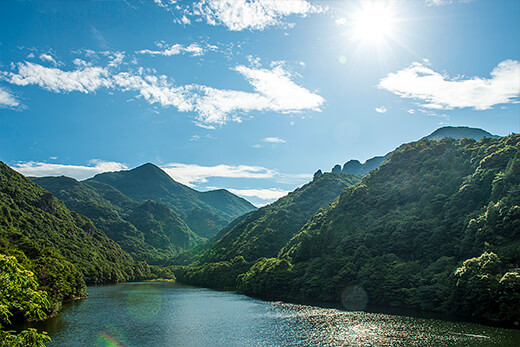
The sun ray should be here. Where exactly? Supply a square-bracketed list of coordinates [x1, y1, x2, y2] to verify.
[350, 0, 397, 44]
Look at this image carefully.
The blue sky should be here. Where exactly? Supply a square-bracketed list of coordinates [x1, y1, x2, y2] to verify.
[1, 0, 519, 206]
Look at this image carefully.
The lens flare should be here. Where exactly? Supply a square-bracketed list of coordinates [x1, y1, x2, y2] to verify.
[341, 285, 369, 311]
[96, 332, 123, 347]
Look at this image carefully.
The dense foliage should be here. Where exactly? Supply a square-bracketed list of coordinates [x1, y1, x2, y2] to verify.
[87, 163, 256, 237]
[0, 254, 51, 346]
[175, 256, 251, 289]
[177, 173, 361, 288]
[32, 176, 201, 263]
[237, 135, 519, 325]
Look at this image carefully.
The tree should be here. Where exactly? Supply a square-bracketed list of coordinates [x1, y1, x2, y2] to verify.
[0, 254, 52, 346]
[452, 252, 502, 320]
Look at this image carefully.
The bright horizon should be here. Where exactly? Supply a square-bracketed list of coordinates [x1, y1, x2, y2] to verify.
[1, 0, 519, 206]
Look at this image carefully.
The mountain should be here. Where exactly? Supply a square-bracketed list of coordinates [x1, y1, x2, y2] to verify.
[237, 134, 520, 325]
[176, 173, 362, 288]
[340, 126, 497, 176]
[0, 162, 151, 308]
[87, 163, 256, 238]
[31, 176, 201, 263]
[422, 126, 498, 141]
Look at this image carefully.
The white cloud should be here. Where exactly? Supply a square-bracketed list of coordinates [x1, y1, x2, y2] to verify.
[378, 60, 520, 110]
[158, 0, 324, 31]
[153, 0, 167, 7]
[2, 59, 324, 126]
[263, 137, 286, 143]
[407, 109, 415, 114]
[160, 163, 277, 187]
[39, 53, 58, 66]
[235, 65, 324, 113]
[226, 187, 289, 201]
[375, 106, 387, 113]
[72, 58, 91, 67]
[137, 43, 214, 57]
[177, 15, 191, 25]
[11, 160, 128, 181]
[190, 134, 215, 141]
[0, 87, 21, 108]
[4, 62, 112, 94]
[108, 52, 125, 67]
[247, 55, 262, 68]
[111, 64, 323, 126]
[335, 17, 347, 26]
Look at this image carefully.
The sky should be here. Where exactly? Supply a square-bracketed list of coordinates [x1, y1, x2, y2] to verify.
[1, 0, 519, 206]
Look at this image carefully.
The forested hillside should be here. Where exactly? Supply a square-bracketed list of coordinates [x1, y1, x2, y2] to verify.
[87, 163, 256, 238]
[32, 176, 201, 263]
[237, 135, 520, 325]
[176, 173, 362, 288]
[0, 162, 152, 313]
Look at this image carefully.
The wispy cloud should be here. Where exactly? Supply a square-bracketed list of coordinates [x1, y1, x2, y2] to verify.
[137, 42, 215, 57]
[156, 0, 325, 31]
[226, 187, 289, 201]
[11, 160, 128, 180]
[263, 137, 286, 143]
[161, 163, 277, 187]
[91, 26, 109, 50]
[39, 53, 58, 66]
[375, 106, 387, 113]
[2, 59, 324, 127]
[378, 59, 520, 110]
[0, 87, 21, 109]
[425, 0, 472, 6]
[190, 134, 215, 141]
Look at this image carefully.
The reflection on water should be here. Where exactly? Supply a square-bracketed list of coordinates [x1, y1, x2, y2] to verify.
[21, 282, 520, 346]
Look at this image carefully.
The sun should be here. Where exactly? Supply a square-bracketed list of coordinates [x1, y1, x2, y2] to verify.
[350, 1, 396, 44]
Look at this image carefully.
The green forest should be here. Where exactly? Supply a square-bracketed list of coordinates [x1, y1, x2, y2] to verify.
[175, 172, 362, 287]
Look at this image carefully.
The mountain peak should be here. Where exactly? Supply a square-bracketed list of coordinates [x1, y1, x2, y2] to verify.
[131, 162, 166, 175]
[135, 162, 160, 170]
[424, 126, 498, 141]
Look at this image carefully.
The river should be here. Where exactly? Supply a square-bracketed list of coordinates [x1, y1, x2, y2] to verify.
[23, 282, 520, 346]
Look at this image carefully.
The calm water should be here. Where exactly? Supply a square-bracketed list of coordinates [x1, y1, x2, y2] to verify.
[23, 282, 520, 346]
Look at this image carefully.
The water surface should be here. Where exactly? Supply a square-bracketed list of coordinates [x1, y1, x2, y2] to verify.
[25, 282, 520, 346]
